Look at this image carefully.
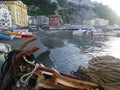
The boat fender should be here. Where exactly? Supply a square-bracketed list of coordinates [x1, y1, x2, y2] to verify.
[16, 79, 20, 87]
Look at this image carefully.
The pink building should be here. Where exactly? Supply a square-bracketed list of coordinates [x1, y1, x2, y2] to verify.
[49, 15, 60, 27]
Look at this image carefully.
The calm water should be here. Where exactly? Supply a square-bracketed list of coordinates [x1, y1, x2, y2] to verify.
[48, 34, 120, 73]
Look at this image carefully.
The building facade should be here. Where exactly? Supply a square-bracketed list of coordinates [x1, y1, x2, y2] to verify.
[51, 0, 58, 3]
[83, 19, 95, 26]
[80, 0, 91, 5]
[0, 1, 28, 27]
[49, 15, 60, 27]
[0, 4, 12, 28]
[95, 18, 109, 26]
[28, 15, 49, 27]
[67, 0, 93, 7]
[83, 18, 109, 26]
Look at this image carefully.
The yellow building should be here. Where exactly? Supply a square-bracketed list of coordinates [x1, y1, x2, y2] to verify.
[83, 19, 95, 26]
[1, 1, 28, 27]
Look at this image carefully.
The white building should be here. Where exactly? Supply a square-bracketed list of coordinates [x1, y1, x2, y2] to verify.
[67, 0, 93, 7]
[83, 19, 95, 26]
[95, 18, 109, 26]
[0, 4, 12, 28]
[28, 15, 49, 27]
[83, 18, 109, 26]
[51, 0, 58, 3]
[80, 0, 91, 5]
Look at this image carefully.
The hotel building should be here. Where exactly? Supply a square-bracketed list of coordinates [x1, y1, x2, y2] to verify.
[0, 1, 28, 27]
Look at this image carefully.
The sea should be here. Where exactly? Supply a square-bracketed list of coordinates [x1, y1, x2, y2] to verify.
[37, 31, 120, 74]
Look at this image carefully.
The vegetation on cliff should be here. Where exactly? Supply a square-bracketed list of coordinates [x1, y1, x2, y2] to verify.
[22, 0, 57, 16]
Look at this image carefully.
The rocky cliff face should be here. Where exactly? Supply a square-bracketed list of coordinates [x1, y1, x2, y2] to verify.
[57, 1, 98, 24]
[58, 1, 118, 24]
[70, 6, 97, 24]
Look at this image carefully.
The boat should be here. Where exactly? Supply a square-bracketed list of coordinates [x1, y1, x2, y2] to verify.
[0, 54, 98, 90]
[4, 30, 34, 38]
[0, 38, 99, 90]
[0, 30, 21, 39]
[0, 34, 14, 40]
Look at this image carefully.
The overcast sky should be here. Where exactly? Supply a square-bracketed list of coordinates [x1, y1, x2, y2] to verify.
[67, 0, 120, 16]
[91, 0, 120, 16]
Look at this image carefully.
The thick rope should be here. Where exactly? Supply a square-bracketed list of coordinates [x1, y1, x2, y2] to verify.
[23, 55, 35, 64]
[87, 55, 120, 90]
[20, 56, 39, 84]
[20, 63, 39, 84]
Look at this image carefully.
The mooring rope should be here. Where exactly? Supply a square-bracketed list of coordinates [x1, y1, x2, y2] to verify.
[20, 56, 39, 84]
[20, 63, 39, 83]
[87, 55, 120, 90]
[23, 55, 35, 64]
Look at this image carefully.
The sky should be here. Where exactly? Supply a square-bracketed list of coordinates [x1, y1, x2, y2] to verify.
[91, 0, 120, 16]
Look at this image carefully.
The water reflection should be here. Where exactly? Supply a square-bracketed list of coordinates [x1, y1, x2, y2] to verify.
[49, 34, 120, 73]
[50, 42, 89, 73]
[103, 36, 120, 58]
[71, 35, 108, 54]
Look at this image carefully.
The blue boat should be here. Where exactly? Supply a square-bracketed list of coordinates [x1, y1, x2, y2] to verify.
[0, 30, 11, 36]
[113, 27, 120, 30]
[0, 30, 14, 40]
[0, 34, 13, 40]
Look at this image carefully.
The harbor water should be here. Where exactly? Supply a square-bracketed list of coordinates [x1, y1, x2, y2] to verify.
[38, 31, 120, 73]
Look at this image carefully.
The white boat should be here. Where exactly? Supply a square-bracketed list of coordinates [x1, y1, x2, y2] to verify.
[73, 29, 86, 35]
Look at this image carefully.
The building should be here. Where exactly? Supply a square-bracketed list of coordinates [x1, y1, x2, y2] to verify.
[67, 0, 93, 7]
[0, 1, 28, 27]
[49, 15, 60, 27]
[0, 4, 12, 28]
[95, 18, 109, 26]
[83, 19, 95, 26]
[83, 18, 109, 26]
[28, 15, 49, 27]
[80, 0, 91, 6]
[51, 0, 58, 3]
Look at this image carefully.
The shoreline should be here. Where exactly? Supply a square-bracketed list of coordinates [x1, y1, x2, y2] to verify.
[0, 31, 54, 68]
[0, 31, 48, 58]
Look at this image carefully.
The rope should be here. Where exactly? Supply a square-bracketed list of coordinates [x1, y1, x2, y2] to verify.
[23, 55, 35, 64]
[87, 55, 120, 90]
[20, 63, 39, 83]
[20, 56, 39, 84]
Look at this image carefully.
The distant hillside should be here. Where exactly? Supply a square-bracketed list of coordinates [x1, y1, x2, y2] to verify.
[25, 0, 119, 24]
[2, 0, 119, 24]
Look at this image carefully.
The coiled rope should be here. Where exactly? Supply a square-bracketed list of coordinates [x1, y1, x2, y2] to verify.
[20, 55, 39, 84]
[87, 55, 120, 90]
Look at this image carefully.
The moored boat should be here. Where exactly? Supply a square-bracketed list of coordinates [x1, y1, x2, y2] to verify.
[4, 30, 34, 38]
[0, 34, 14, 40]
